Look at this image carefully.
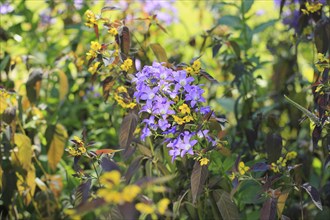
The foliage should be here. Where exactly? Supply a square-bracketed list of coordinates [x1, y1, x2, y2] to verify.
[0, 0, 330, 219]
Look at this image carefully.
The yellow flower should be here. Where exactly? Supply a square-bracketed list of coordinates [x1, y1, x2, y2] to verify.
[276, 157, 287, 167]
[199, 158, 209, 166]
[305, 2, 322, 13]
[270, 162, 280, 173]
[229, 172, 235, 181]
[185, 67, 193, 74]
[122, 185, 141, 202]
[108, 27, 118, 36]
[183, 115, 193, 123]
[99, 170, 121, 189]
[136, 203, 154, 215]
[99, 190, 123, 203]
[90, 41, 101, 51]
[157, 198, 170, 215]
[64, 209, 81, 220]
[88, 62, 100, 74]
[179, 103, 190, 114]
[72, 136, 84, 146]
[286, 151, 297, 160]
[120, 58, 133, 72]
[86, 49, 97, 60]
[172, 115, 185, 125]
[78, 146, 86, 154]
[238, 161, 249, 175]
[85, 10, 97, 28]
[192, 59, 201, 72]
[67, 146, 79, 156]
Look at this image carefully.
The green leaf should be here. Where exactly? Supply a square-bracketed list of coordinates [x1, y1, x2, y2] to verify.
[119, 111, 138, 149]
[284, 95, 321, 126]
[58, 70, 68, 102]
[213, 189, 240, 220]
[150, 43, 168, 62]
[47, 123, 68, 171]
[218, 15, 242, 29]
[253, 20, 277, 33]
[242, 0, 254, 14]
[191, 160, 208, 203]
[0, 55, 10, 72]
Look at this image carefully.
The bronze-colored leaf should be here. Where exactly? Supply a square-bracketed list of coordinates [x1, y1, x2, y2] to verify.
[120, 26, 130, 56]
[26, 69, 43, 104]
[100, 156, 120, 172]
[58, 70, 69, 102]
[191, 160, 208, 203]
[301, 182, 323, 211]
[47, 124, 68, 171]
[119, 111, 138, 149]
[101, 76, 115, 102]
[75, 179, 91, 207]
[213, 189, 240, 220]
[260, 197, 277, 220]
[150, 43, 168, 62]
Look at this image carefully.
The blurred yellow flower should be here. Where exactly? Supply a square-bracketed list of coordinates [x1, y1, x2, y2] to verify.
[136, 202, 154, 214]
[85, 10, 97, 28]
[172, 115, 185, 125]
[157, 198, 170, 215]
[285, 151, 297, 160]
[108, 27, 118, 36]
[179, 103, 190, 114]
[99, 170, 121, 189]
[88, 62, 100, 74]
[120, 58, 133, 72]
[238, 161, 249, 175]
[199, 158, 209, 166]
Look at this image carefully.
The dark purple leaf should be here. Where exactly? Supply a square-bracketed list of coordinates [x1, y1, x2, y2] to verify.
[125, 155, 144, 184]
[301, 182, 323, 211]
[212, 43, 222, 58]
[75, 179, 91, 207]
[260, 198, 277, 220]
[312, 126, 322, 149]
[265, 133, 282, 163]
[100, 156, 120, 172]
[314, 18, 330, 54]
[251, 162, 269, 172]
[229, 40, 241, 58]
[118, 202, 138, 219]
[26, 69, 43, 104]
[120, 26, 130, 56]
[101, 76, 115, 102]
[213, 189, 240, 220]
[119, 111, 138, 149]
[191, 160, 208, 203]
[200, 70, 218, 83]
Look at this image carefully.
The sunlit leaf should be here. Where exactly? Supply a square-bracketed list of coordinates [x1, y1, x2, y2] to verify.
[102, 76, 115, 102]
[58, 70, 69, 102]
[277, 191, 289, 217]
[150, 43, 168, 62]
[35, 177, 47, 191]
[191, 160, 208, 203]
[16, 164, 36, 205]
[301, 182, 323, 211]
[47, 123, 68, 171]
[12, 133, 32, 170]
[137, 143, 152, 157]
[119, 111, 138, 149]
[101, 6, 121, 13]
[260, 198, 277, 220]
[217, 15, 242, 29]
[213, 189, 240, 220]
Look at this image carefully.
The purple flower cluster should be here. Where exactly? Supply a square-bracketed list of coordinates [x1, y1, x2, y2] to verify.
[140, 0, 178, 25]
[0, 1, 14, 14]
[132, 62, 216, 161]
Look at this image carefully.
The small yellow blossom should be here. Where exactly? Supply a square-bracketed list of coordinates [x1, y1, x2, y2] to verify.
[302, 2, 322, 14]
[185, 67, 193, 74]
[199, 158, 209, 166]
[114, 86, 136, 109]
[277, 157, 287, 167]
[86, 49, 97, 60]
[270, 162, 280, 173]
[192, 59, 201, 72]
[136, 203, 154, 214]
[72, 136, 84, 146]
[122, 185, 141, 202]
[157, 198, 170, 215]
[238, 161, 249, 175]
[85, 10, 97, 28]
[67, 146, 79, 156]
[172, 115, 185, 125]
[286, 151, 297, 160]
[99, 170, 121, 188]
[90, 41, 101, 51]
[229, 172, 235, 181]
[108, 27, 118, 36]
[88, 62, 100, 74]
[183, 115, 193, 123]
[179, 103, 190, 114]
[64, 209, 81, 220]
[120, 58, 133, 72]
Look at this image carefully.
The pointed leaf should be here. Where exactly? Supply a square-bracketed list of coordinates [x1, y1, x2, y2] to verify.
[301, 182, 323, 211]
[12, 133, 32, 170]
[47, 124, 68, 171]
[102, 76, 115, 102]
[26, 69, 43, 104]
[100, 156, 120, 172]
[312, 126, 322, 149]
[260, 198, 277, 220]
[119, 111, 138, 149]
[212, 44, 222, 58]
[125, 155, 144, 184]
[284, 95, 321, 126]
[242, 0, 254, 14]
[200, 70, 218, 83]
[213, 189, 240, 220]
[277, 192, 289, 217]
[191, 160, 208, 203]
[265, 133, 282, 163]
[150, 43, 168, 62]
[120, 26, 130, 56]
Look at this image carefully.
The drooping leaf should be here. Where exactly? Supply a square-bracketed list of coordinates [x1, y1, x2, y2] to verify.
[119, 111, 138, 149]
[12, 133, 32, 170]
[200, 70, 219, 83]
[101, 76, 115, 102]
[26, 69, 43, 104]
[284, 95, 321, 126]
[100, 156, 120, 172]
[277, 191, 289, 217]
[213, 189, 240, 220]
[191, 160, 208, 203]
[75, 179, 92, 207]
[173, 190, 189, 219]
[120, 26, 130, 56]
[260, 198, 277, 220]
[265, 133, 282, 163]
[301, 182, 323, 211]
[314, 18, 330, 54]
[47, 123, 68, 171]
[94, 148, 122, 155]
[125, 155, 144, 184]
[58, 70, 69, 102]
[229, 40, 241, 58]
[0, 55, 10, 71]
[150, 43, 168, 62]
[212, 43, 222, 58]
